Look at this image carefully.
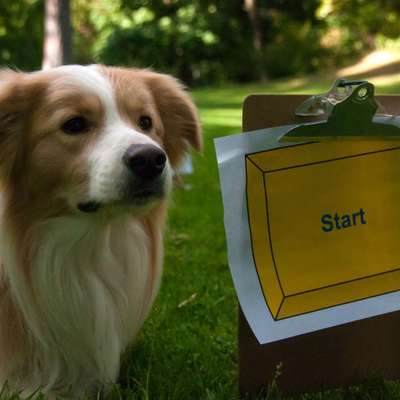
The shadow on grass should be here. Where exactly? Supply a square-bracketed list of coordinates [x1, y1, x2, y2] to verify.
[243, 377, 400, 400]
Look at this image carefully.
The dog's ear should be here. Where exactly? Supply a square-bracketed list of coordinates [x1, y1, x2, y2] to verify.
[0, 71, 45, 180]
[143, 71, 202, 168]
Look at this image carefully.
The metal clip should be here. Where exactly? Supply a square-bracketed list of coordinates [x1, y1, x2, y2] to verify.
[280, 79, 400, 142]
[295, 79, 359, 117]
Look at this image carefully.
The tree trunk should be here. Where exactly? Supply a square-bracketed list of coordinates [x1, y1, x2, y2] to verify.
[42, 0, 71, 69]
[244, 0, 266, 81]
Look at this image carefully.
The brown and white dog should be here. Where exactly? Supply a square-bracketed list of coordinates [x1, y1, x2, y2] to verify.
[0, 65, 201, 398]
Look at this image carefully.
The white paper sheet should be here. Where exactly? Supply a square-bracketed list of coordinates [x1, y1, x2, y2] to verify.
[215, 126, 400, 344]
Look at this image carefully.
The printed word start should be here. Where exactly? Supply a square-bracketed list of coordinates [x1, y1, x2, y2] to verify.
[321, 208, 367, 233]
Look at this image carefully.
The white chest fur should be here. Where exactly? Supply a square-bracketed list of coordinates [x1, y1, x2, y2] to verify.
[1, 214, 156, 396]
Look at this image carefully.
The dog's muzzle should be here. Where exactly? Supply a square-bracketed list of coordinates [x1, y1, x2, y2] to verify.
[78, 144, 168, 213]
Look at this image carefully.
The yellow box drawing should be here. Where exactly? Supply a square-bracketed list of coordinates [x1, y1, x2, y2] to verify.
[246, 140, 400, 320]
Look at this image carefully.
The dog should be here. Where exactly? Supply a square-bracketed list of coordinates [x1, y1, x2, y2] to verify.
[0, 65, 202, 398]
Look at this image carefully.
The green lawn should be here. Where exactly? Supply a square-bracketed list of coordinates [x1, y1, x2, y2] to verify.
[4, 75, 400, 399]
[115, 75, 400, 399]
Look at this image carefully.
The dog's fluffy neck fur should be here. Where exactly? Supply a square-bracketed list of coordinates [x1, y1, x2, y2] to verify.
[0, 204, 165, 397]
[0, 65, 202, 398]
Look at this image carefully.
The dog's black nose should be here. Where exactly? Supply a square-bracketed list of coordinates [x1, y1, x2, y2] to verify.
[122, 144, 167, 179]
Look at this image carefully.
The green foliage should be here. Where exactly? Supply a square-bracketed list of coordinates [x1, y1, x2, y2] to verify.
[315, 0, 400, 68]
[323, 0, 400, 40]
[2, 1, 400, 84]
[98, 1, 256, 85]
[96, 0, 329, 84]
[263, 18, 328, 78]
[0, 1, 43, 70]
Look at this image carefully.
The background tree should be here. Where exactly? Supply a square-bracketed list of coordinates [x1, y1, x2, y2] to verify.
[244, 0, 266, 81]
[42, 0, 72, 69]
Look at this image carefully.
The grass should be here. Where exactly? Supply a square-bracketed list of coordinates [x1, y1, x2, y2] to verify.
[4, 73, 400, 399]
[112, 75, 400, 399]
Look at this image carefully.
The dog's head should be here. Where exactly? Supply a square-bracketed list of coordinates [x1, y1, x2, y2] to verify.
[0, 65, 201, 218]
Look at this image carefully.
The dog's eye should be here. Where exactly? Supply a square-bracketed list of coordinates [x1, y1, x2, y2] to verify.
[139, 116, 152, 131]
[61, 116, 89, 135]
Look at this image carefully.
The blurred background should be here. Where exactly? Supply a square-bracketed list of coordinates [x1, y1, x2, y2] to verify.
[2, 0, 400, 86]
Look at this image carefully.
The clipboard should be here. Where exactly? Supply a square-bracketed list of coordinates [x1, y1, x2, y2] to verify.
[239, 93, 400, 397]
